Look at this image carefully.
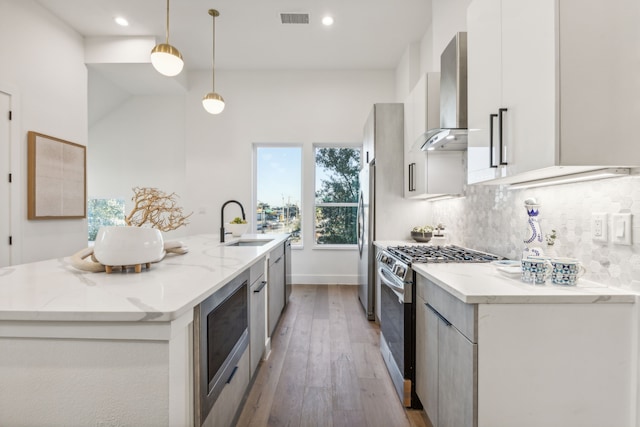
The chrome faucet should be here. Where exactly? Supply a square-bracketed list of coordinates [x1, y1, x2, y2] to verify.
[220, 200, 246, 242]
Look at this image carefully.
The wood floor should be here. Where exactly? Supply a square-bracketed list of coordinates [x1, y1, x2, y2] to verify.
[236, 285, 429, 427]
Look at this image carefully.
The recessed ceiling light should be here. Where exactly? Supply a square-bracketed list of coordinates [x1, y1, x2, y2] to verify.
[322, 16, 334, 26]
[114, 16, 129, 27]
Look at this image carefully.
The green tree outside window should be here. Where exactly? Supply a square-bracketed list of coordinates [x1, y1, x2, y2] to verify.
[87, 198, 126, 241]
[315, 147, 360, 245]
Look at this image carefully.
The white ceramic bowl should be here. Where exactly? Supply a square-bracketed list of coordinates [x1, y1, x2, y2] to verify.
[226, 222, 249, 237]
[93, 226, 164, 266]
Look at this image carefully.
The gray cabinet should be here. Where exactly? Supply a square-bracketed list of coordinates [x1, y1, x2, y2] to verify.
[268, 243, 285, 336]
[416, 297, 439, 426]
[436, 306, 476, 427]
[202, 348, 250, 427]
[249, 257, 267, 377]
[415, 274, 477, 427]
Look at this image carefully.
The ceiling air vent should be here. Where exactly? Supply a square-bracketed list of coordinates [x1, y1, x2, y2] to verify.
[280, 13, 310, 24]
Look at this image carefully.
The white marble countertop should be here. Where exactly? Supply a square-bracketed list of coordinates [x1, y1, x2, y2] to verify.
[0, 233, 289, 322]
[374, 240, 636, 304]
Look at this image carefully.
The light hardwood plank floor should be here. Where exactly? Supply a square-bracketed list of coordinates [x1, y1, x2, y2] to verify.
[236, 285, 429, 427]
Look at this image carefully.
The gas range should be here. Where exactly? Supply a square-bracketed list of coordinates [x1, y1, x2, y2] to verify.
[387, 244, 503, 265]
[376, 244, 503, 409]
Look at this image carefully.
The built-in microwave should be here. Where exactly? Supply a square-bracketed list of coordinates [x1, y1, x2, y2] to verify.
[193, 270, 249, 426]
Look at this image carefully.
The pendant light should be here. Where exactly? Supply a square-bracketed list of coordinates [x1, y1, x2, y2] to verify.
[203, 9, 225, 114]
[151, 0, 184, 77]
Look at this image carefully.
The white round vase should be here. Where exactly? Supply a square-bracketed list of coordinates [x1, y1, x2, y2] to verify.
[93, 226, 164, 266]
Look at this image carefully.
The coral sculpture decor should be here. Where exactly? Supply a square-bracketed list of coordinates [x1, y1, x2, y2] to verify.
[125, 187, 193, 232]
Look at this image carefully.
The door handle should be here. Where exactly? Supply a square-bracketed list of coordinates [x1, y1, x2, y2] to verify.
[226, 366, 239, 384]
[253, 280, 267, 293]
[498, 108, 508, 165]
[489, 113, 498, 168]
[408, 163, 416, 191]
[425, 302, 452, 327]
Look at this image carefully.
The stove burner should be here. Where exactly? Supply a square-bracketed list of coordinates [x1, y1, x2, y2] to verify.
[387, 245, 503, 264]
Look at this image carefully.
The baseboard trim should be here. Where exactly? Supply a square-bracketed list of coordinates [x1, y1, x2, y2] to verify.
[292, 274, 358, 285]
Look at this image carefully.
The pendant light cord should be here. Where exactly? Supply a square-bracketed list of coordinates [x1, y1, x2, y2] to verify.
[211, 10, 217, 91]
[165, 0, 170, 44]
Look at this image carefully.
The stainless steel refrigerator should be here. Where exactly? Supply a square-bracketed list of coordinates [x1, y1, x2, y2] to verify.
[357, 103, 405, 320]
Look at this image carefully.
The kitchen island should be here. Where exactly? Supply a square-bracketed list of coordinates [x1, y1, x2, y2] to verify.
[0, 233, 289, 427]
[374, 241, 638, 427]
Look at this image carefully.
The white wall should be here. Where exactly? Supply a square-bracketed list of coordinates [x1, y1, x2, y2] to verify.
[431, 0, 473, 71]
[0, 0, 88, 264]
[88, 94, 187, 241]
[89, 69, 400, 284]
[395, 0, 470, 102]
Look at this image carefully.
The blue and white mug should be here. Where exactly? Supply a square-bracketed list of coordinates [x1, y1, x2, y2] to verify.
[551, 258, 586, 286]
[521, 256, 552, 285]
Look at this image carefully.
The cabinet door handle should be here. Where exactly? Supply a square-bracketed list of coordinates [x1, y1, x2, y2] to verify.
[425, 302, 452, 327]
[498, 108, 508, 165]
[274, 256, 283, 264]
[226, 366, 238, 384]
[408, 163, 416, 192]
[254, 280, 267, 293]
[489, 113, 498, 168]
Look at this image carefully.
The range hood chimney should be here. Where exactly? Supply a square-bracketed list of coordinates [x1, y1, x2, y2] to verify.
[420, 32, 468, 151]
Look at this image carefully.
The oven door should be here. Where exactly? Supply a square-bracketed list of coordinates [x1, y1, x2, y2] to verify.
[379, 267, 409, 375]
[378, 263, 417, 407]
[378, 265, 411, 304]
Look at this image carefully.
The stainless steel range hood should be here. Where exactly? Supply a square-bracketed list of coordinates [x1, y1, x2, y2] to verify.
[420, 32, 468, 151]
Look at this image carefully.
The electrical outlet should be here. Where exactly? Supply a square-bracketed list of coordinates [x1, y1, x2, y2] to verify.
[591, 213, 608, 242]
[612, 213, 632, 245]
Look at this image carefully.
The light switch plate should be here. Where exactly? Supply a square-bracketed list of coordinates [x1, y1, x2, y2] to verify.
[591, 213, 608, 242]
[612, 213, 632, 245]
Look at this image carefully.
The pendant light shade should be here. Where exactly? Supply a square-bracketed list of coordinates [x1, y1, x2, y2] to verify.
[203, 9, 225, 114]
[203, 92, 225, 114]
[151, 0, 184, 77]
[151, 43, 183, 76]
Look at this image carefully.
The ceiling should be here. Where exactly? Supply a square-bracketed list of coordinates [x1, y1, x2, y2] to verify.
[36, 0, 432, 71]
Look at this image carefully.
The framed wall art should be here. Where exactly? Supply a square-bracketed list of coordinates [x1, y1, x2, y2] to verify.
[27, 131, 86, 219]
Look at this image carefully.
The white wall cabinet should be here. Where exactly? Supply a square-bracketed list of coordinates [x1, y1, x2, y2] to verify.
[249, 257, 267, 377]
[404, 73, 465, 199]
[268, 243, 285, 337]
[467, 0, 640, 185]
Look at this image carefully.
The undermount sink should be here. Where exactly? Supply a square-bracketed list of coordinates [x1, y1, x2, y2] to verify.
[224, 239, 273, 247]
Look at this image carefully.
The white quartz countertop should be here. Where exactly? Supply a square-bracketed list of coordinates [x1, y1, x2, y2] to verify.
[374, 241, 636, 304]
[0, 233, 289, 322]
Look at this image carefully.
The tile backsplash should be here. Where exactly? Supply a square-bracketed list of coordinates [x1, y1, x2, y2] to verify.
[426, 175, 640, 290]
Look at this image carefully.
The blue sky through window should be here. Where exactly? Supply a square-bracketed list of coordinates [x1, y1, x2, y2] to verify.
[256, 146, 302, 207]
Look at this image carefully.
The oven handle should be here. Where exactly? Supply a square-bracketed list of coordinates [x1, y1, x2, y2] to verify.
[378, 267, 405, 303]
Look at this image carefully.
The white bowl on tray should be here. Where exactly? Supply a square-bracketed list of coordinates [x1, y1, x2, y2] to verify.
[93, 226, 165, 266]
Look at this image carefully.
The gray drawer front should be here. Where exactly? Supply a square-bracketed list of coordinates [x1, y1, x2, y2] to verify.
[250, 256, 266, 285]
[269, 244, 284, 265]
[417, 274, 477, 343]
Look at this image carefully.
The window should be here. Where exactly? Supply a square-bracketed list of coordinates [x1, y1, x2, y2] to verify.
[314, 145, 360, 245]
[255, 146, 302, 244]
[87, 198, 126, 241]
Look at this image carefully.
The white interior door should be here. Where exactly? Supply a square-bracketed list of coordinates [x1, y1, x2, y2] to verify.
[0, 91, 10, 267]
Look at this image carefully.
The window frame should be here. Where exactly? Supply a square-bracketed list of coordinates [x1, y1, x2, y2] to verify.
[313, 143, 361, 249]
